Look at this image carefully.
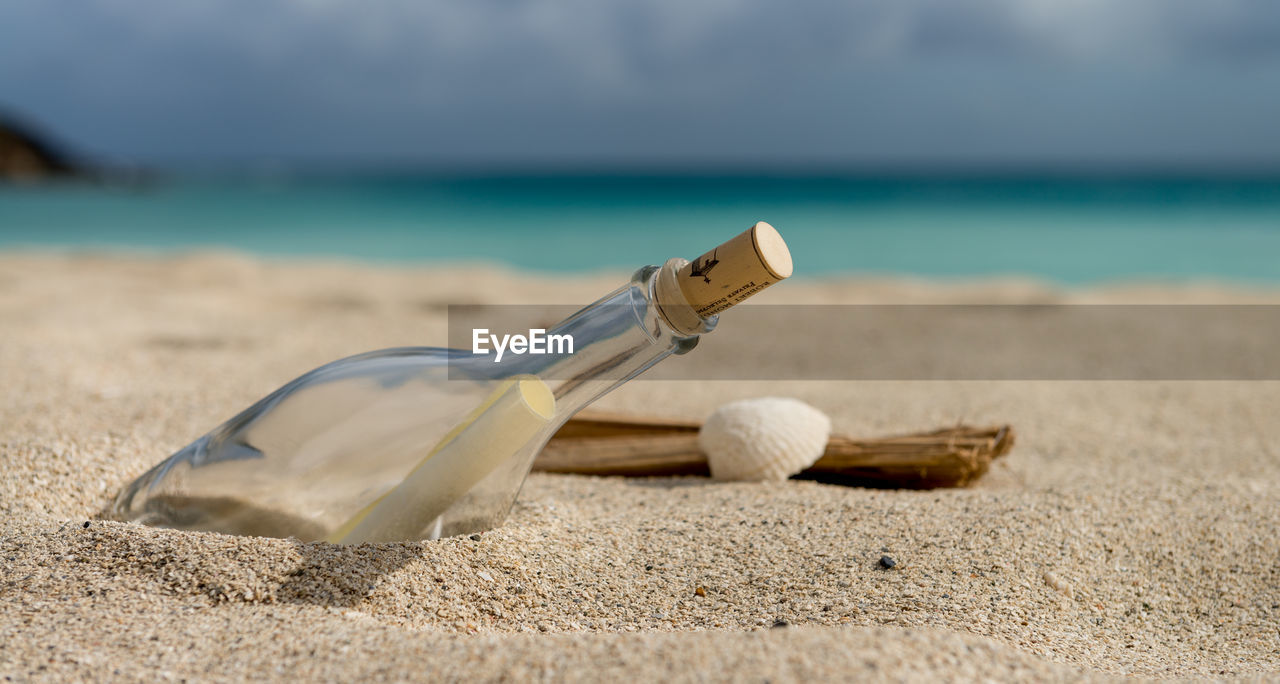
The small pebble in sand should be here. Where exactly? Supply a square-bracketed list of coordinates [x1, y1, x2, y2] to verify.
[469, 534, 482, 541]
[82, 521, 90, 529]
[772, 620, 789, 629]
[694, 586, 707, 597]
[1042, 571, 1073, 598]
[879, 556, 897, 570]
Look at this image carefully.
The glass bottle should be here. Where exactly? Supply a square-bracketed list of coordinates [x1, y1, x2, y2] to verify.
[110, 222, 792, 543]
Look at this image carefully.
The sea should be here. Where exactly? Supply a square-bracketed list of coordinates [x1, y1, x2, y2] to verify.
[2, 173, 1278, 284]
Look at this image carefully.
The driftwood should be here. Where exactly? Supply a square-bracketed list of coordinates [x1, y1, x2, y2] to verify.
[535, 411, 1015, 489]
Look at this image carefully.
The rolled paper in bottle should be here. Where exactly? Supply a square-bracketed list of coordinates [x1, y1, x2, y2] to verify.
[676, 221, 793, 317]
[327, 376, 555, 544]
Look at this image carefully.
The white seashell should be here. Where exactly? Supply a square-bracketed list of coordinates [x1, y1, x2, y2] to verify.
[698, 397, 831, 481]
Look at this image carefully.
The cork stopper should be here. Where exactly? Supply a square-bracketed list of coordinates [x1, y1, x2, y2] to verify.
[675, 221, 792, 317]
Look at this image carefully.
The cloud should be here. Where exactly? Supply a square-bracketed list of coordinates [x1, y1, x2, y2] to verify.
[0, 0, 1277, 165]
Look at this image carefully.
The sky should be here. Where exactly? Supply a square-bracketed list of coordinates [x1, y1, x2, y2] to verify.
[2, 0, 1279, 170]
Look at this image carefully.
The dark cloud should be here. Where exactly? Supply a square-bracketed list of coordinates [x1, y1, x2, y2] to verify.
[0, 0, 1277, 167]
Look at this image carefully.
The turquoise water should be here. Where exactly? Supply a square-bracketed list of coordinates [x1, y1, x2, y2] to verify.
[2, 174, 1278, 283]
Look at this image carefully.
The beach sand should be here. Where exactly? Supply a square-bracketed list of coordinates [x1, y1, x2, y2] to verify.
[2, 253, 1278, 681]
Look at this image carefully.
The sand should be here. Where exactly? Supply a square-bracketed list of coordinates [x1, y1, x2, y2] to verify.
[2, 252, 1278, 681]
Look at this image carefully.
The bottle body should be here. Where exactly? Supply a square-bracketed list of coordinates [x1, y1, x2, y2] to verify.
[111, 261, 714, 542]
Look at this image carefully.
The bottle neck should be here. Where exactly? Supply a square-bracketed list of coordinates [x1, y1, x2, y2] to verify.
[474, 262, 716, 418]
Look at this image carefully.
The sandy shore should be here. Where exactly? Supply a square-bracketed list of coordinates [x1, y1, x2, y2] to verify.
[2, 252, 1278, 681]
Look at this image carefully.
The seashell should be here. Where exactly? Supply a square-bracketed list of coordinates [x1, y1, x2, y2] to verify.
[698, 397, 831, 481]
